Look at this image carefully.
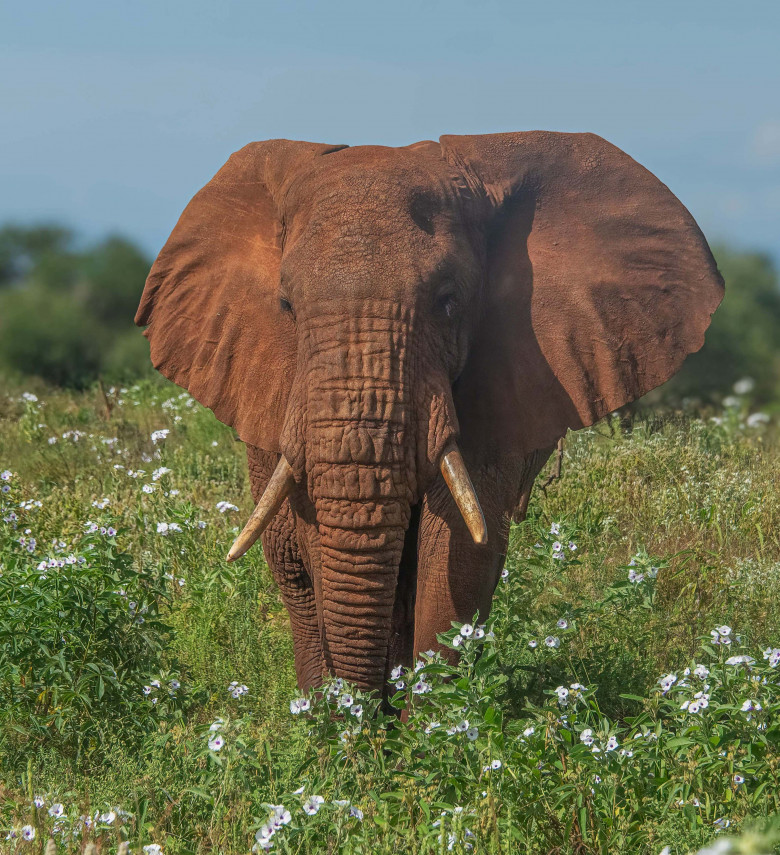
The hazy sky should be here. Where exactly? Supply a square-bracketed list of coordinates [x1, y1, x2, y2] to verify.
[2, 0, 779, 263]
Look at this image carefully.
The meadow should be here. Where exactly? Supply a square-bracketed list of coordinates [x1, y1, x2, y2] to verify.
[0, 377, 778, 854]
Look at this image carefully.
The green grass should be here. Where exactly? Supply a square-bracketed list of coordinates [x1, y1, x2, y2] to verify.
[0, 377, 778, 854]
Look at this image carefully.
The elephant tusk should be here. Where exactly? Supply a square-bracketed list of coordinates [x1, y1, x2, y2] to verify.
[440, 445, 488, 546]
[226, 456, 295, 562]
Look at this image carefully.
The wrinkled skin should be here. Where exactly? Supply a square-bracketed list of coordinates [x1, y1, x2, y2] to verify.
[136, 132, 724, 694]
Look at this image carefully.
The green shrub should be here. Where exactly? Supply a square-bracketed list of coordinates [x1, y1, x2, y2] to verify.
[0, 223, 151, 388]
[0, 472, 184, 765]
[0, 288, 106, 388]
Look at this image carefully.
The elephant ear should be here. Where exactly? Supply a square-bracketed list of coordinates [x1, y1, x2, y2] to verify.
[440, 131, 724, 456]
[136, 139, 346, 451]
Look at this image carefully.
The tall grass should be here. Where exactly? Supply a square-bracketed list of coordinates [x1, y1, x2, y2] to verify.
[0, 378, 778, 853]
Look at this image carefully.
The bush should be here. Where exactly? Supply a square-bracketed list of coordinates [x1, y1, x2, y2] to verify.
[81, 236, 151, 329]
[0, 288, 106, 387]
[0, 472, 183, 765]
[0, 223, 151, 388]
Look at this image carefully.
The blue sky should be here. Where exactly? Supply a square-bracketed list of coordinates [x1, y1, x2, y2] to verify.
[2, 0, 779, 263]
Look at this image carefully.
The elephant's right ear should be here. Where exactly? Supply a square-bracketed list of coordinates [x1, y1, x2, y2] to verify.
[136, 140, 346, 452]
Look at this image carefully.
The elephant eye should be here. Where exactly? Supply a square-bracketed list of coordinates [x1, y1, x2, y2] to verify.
[434, 291, 457, 318]
[279, 297, 293, 315]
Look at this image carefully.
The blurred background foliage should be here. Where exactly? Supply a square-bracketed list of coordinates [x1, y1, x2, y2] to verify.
[0, 222, 779, 405]
[0, 224, 153, 387]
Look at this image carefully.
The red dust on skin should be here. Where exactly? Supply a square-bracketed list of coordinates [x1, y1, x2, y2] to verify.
[136, 132, 724, 694]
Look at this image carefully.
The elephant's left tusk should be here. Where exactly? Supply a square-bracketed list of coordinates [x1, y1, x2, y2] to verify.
[226, 456, 295, 561]
[440, 445, 488, 546]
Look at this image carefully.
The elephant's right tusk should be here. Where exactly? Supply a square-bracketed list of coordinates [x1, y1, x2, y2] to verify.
[226, 456, 295, 562]
[440, 445, 488, 546]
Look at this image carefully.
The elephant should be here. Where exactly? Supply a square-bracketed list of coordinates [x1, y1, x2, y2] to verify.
[135, 131, 723, 694]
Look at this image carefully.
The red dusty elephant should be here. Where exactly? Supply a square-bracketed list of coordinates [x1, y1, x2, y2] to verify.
[135, 132, 723, 694]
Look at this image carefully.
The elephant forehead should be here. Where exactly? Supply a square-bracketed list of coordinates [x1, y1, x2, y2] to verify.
[283, 170, 460, 292]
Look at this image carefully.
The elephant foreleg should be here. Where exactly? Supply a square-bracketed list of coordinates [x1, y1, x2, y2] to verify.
[413, 448, 554, 657]
[247, 445, 324, 691]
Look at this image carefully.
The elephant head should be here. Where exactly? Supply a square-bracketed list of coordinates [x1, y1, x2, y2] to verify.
[136, 133, 723, 690]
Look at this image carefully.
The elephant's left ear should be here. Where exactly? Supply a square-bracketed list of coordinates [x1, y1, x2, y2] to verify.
[440, 132, 724, 456]
[136, 139, 346, 451]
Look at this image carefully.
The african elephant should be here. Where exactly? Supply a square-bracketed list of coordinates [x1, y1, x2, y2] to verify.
[135, 132, 723, 694]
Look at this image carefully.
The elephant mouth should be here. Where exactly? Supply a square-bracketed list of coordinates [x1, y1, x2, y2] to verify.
[225, 442, 486, 562]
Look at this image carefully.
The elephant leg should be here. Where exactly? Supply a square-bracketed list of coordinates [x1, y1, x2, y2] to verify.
[384, 503, 421, 681]
[246, 446, 323, 691]
[413, 448, 554, 656]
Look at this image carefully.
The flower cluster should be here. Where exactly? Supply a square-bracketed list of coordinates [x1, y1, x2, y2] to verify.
[253, 804, 292, 851]
[762, 646, 780, 668]
[156, 521, 182, 535]
[554, 681, 587, 707]
[710, 624, 733, 645]
[5, 794, 132, 847]
[228, 680, 249, 698]
[216, 501, 239, 513]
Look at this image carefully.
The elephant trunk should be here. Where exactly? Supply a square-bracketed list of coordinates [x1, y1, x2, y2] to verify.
[301, 303, 416, 690]
[313, 465, 410, 689]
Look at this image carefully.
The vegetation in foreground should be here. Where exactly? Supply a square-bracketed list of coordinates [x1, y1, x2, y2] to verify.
[0, 377, 779, 854]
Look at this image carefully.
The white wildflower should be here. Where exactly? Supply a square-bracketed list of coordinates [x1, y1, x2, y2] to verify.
[746, 412, 770, 427]
[725, 655, 754, 667]
[271, 805, 291, 828]
[733, 377, 755, 395]
[302, 795, 324, 815]
[208, 734, 225, 751]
